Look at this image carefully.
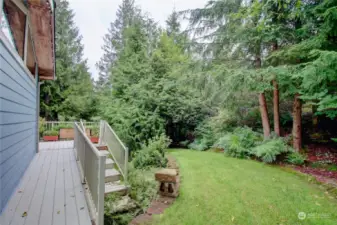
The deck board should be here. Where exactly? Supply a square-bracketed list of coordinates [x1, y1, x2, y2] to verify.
[64, 150, 79, 225]
[0, 141, 92, 225]
[69, 150, 92, 225]
[52, 149, 66, 225]
[39, 150, 59, 225]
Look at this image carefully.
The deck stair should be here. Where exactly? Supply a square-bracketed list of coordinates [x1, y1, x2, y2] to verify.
[97, 147, 128, 195]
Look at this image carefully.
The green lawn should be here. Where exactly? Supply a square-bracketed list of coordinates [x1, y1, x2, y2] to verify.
[153, 150, 337, 225]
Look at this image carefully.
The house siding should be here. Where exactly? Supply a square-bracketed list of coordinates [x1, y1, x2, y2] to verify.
[0, 40, 38, 212]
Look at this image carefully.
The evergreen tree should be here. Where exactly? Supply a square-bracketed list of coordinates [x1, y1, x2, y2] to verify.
[40, 0, 96, 120]
[95, 0, 140, 88]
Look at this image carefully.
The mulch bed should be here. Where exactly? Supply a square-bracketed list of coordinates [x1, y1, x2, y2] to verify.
[295, 166, 337, 183]
[306, 144, 337, 164]
[293, 144, 337, 184]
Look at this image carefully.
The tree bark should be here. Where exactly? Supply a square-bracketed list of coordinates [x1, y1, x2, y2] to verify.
[271, 42, 280, 136]
[259, 93, 271, 139]
[273, 80, 280, 136]
[292, 94, 302, 152]
[255, 54, 270, 139]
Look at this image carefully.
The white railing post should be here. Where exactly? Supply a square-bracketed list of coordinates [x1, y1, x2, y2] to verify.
[99, 120, 104, 145]
[73, 122, 105, 225]
[97, 155, 106, 225]
[124, 147, 129, 182]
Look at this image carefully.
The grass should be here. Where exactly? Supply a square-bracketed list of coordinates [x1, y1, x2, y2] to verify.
[153, 150, 337, 225]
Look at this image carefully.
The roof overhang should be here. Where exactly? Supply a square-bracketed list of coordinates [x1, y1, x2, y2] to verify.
[28, 0, 56, 80]
[3, 0, 56, 80]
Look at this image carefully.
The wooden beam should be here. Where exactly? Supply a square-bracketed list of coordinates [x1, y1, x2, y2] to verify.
[23, 16, 28, 64]
[11, 0, 28, 14]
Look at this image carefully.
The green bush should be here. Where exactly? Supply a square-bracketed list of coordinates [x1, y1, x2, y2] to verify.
[286, 152, 306, 165]
[39, 117, 45, 137]
[252, 138, 292, 163]
[213, 127, 262, 158]
[104, 165, 158, 225]
[127, 165, 158, 211]
[132, 134, 171, 169]
[88, 126, 99, 136]
[188, 138, 208, 151]
[43, 130, 59, 136]
[193, 109, 238, 149]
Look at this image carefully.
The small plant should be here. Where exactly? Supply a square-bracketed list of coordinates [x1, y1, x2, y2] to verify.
[39, 117, 45, 137]
[213, 127, 262, 158]
[90, 126, 100, 137]
[188, 138, 208, 151]
[328, 164, 337, 171]
[132, 134, 171, 169]
[252, 138, 292, 163]
[286, 152, 306, 165]
[43, 130, 59, 136]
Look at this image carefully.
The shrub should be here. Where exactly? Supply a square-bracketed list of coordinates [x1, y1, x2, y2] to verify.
[127, 165, 158, 211]
[104, 165, 158, 225]
[39, 117, 45, 137]
[43, 130, 59, 136]
[188, 138, 208, 151]
[286, 152, 306, 165]
[213, 127, 262, 158]
[55, 123, 73, 129]
[132, 134, 171, 169]
[193, 109, 238, 149]
[88, 126, 99, 136]
[252, 138, 292, 163]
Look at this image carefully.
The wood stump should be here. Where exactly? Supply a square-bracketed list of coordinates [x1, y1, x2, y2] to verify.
[155, 169, 179, 198]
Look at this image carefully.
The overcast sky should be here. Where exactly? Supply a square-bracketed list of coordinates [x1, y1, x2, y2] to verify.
[68, 0, 208, 80]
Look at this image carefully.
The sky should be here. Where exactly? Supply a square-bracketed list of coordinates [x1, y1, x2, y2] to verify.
[68, 0, 208, 80]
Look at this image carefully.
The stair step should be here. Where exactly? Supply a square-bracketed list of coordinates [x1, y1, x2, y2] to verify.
[105, 183, 128, 195]
[106, 158, 115, 169]
[100, 150, 110, 156]
[97, 145, 109, 151]
[105, 169, 120, 183]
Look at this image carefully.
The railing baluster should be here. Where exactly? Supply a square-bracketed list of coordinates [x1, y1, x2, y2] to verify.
[100, 120, 128, 181]
[74, 122, 105, 225]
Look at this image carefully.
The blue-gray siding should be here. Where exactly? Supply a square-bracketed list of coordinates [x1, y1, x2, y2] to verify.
[0, 40, 38, 212]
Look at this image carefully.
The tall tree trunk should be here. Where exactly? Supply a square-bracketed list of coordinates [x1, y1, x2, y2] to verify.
[259, 93, 271, 138]
[273, 80, 280, 136]
[292, 94, 302, 152]
[256, 55, 270, 139]
[312, 104, 318, 132]
[271, 42, 280, 136]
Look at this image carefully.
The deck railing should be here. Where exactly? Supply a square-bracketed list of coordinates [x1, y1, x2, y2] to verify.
[100, 120, 128, 181]
[74, 122, 105, 225]
[43, 121, 99, 131]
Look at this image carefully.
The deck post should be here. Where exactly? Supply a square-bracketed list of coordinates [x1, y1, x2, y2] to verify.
[97, 155, 106, 225]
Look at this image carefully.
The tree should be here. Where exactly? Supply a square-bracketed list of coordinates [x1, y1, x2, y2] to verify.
[40, 0, 96, 121]
[96, 0, 142, 89]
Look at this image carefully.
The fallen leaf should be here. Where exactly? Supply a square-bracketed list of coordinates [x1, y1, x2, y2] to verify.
[57, 210, 60, 214]
[22, 212, 27, 217]
[80, 207, 85, 210]
[18, 190, 23, 193]
[315, 202, 321, 206]
[231, 216, 235, 222]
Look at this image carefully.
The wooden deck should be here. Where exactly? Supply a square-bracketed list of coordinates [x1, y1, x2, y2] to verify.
[0, 141, 92, 225]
